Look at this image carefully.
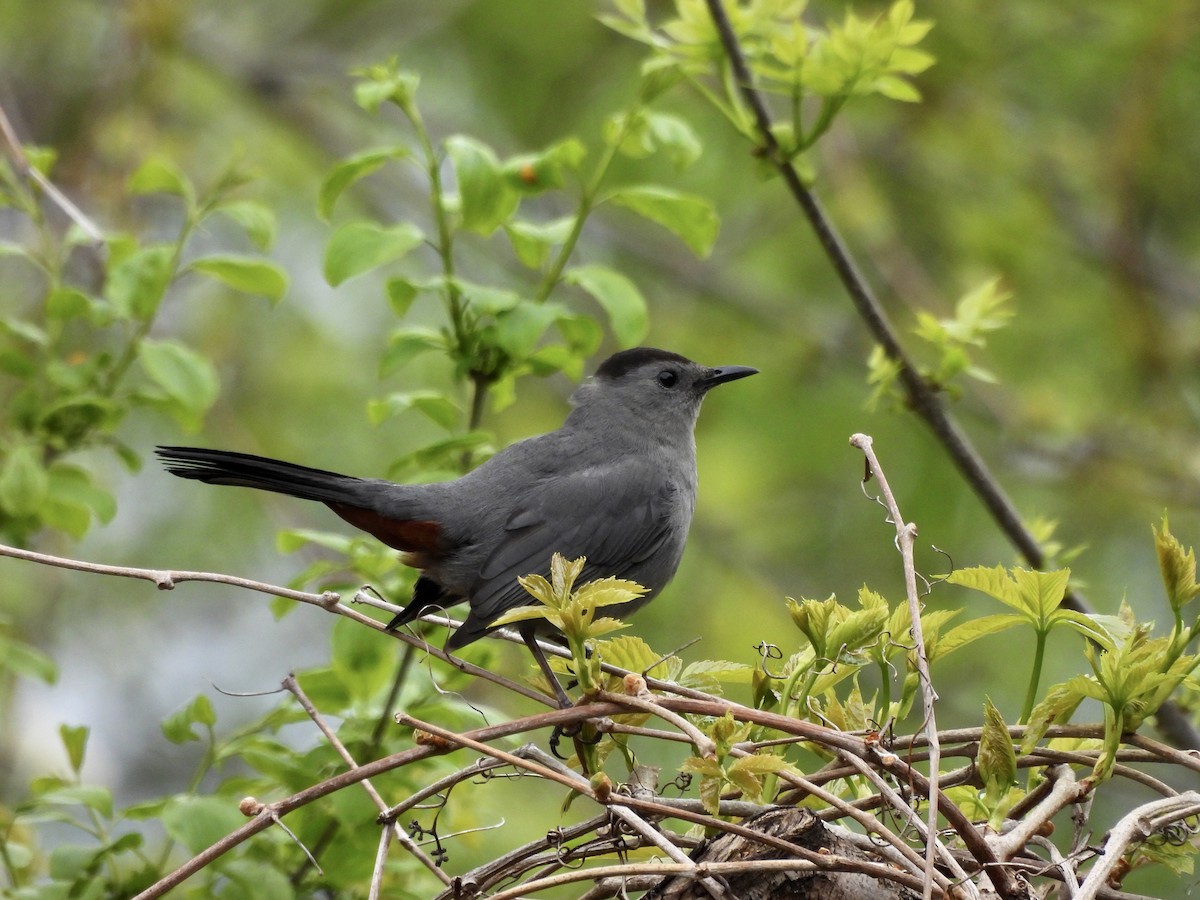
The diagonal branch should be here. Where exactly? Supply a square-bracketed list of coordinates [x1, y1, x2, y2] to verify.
[0, 102, 105, 245]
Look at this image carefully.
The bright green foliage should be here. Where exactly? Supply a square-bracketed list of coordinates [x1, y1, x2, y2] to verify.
[787, 588, 888, 663]
[947, 565, 1109, 721]
[870, 277, 1013, 406]
[1156, 516, 1200, 637]
[323, 221, 425, 286]
[490, 553, 647, 695]
[305, 53, 719, 483]
[977, 697, 1018, 830]
[3, 611, 480, 898]
[681, 711, 798, 815]
[602, 0, 934, 158]
[1009, 522, 1200, 782]
[0, 151, 283, 543]
[1127, 834, 1197, 879]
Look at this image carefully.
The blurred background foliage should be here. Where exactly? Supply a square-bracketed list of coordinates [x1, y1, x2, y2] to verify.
[2, 0, 1199, 895]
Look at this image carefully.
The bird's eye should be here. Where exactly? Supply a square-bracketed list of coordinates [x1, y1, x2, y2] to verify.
[657, 369, 679, 388]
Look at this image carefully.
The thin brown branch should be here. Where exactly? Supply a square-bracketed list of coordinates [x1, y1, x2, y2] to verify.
[1075, 792, 1200, 900]
[615, 794, 934, 896]
[0, 101, 105, 245]
[0, 540, 552, 705]
[282, 674, 452, 885]
[130, 701, 627, 899]
[595, 686, 716, 757]
[733, 746, 934, 882]
[990, 766, 1089, 863]
[850, 432, 943, 899]
[835, 748, 971, 895]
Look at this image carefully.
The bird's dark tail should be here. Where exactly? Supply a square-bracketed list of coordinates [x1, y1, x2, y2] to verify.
[156, 446, 442, 555]
[156, 446, 365, 505]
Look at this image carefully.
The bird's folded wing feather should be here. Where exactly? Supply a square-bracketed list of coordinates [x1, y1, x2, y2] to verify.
[462, 457, 676, 637]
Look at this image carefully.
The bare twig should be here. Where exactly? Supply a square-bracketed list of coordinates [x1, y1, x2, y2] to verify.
[0, 101, 105, 245]
[595, 686, 716, 758]
[835, 748, 972, 896]
[735, 746, 935, 883]
[368, 825, 391, 900]
[990, 765, 1089, 862]
[0, 541, 552, 705]
[850, 432, 943, 899]
[1075, 792, 1200, 900]
[129, 700, 629, 899]
[281, 674, 452, 885]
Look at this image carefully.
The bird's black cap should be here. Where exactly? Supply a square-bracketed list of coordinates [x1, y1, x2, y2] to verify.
[594, 347, 693, 380]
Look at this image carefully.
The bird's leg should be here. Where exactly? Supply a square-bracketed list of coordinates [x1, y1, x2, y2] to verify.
[519, 625, 575, 710]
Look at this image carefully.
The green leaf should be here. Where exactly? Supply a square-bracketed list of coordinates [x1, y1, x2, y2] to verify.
[1021, 681, 1087, 752]
[105, 244, 174, 319]
[128, 157, 193, 200]
[729, 753, 793, 776]
[0, 444, 48, 517]
[0, 634, 58, 683]
[978, 697, 1016, 801]
[0, 315, 48, 346]
[379, 327, 445, 377]
[553, 313, 603, 356]
[219, 859, 296, 900]
[161, 694, 216, 744]
[367, 391, 460, 430]
[504, 217, 575, 269]
[276, 528, 354, 555]
[39, 785, 113, 818]
[936, 613, 1023, 658]
[212, 200, 277, 250]
[564, 265, 648, 346]
[946, 565, 1071, 628]
[606, 185, 718, 256]
[501, 139, 585, 196]
[386, 278, 420, 316]
[138, 339, 219, 420]
[45, 287, 95, 320]
[489, 604, 553, 629]
[386, 432, 494, 479]
[494, 301, 562, 359]
[59, 724, 89, 773]
[161, 795, 245, 854]
[642, 112, 703, 169]
[353, 62, 419, 114]
[190, 693, 217, 727]
[446, 277, 521, 316]
[324, 221, 424, 286]
[1155, 518, 1200, 613]
[445, 135, 519, 236]
[190, 256, 288, 303]
[330, 617, 392, 701]
[318, 145, 409, 221]
[47, 463, 117, 525]
[49, 843, 102, 881]
[295, 666, 352, 711]
[875, 74, 921, 102]
[679, 659, 754, 690]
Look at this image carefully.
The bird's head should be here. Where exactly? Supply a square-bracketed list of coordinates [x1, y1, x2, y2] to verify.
[567, 347, 757, 440]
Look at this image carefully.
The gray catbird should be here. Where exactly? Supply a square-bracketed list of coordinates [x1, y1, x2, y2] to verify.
[157, 347, 756, 704]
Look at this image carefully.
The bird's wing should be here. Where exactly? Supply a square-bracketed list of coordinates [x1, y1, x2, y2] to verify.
[452, 457, 678, 645]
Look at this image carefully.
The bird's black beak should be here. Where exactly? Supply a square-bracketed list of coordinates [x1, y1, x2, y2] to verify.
[697, 365, 758, 391]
